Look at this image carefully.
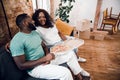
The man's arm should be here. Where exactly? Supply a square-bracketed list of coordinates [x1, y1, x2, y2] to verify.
[13, 53, 55, 70]
[41, 41, 53, 65]
[41, 41, 49, 55]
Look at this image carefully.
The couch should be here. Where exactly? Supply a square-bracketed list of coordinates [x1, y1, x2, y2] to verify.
[0, 46, 68, 80]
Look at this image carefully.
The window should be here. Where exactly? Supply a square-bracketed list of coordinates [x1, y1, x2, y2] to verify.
[32, 0, 50, 13]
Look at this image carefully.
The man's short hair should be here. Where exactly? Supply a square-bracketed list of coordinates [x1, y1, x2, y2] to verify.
[16, 13, 28, 28]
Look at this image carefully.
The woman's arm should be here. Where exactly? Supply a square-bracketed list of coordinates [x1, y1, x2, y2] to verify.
[58, 31, 67, 41]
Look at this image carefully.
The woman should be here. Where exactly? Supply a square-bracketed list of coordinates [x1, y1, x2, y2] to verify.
[32, 9, 91, 80]
[32, 9, 86, 62]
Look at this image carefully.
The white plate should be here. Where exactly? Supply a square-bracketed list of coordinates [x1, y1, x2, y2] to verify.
[50, 38, 84, 56]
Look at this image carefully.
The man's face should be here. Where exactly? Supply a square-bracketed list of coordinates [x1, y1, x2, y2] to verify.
[38, 12, 46, 26]
[28, 23, 36, 30]
[26, 17, 36, 30]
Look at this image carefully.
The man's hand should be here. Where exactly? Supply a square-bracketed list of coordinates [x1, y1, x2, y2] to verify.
[5, 42, 10, 53]
[45, 53, 55, 61]
[41, 61, 50, 65]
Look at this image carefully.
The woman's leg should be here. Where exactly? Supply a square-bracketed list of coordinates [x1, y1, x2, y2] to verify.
[28, 64, 73, 80]
[74, 48, 86, 62]
[66, 51, 90, 77]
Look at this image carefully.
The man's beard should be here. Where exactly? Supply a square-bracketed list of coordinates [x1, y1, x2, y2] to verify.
[28, 23, 36, 30]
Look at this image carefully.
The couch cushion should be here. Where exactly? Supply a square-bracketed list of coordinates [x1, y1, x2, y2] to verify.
[0, 46, 24, 80]
[0, 46, 48, 80]
[55, 18, 74, 36]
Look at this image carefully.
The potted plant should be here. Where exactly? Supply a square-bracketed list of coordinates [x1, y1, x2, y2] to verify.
[55, 0, 75, 23]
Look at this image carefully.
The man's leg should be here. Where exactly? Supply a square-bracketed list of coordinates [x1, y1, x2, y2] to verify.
[28, 64, 73, 80]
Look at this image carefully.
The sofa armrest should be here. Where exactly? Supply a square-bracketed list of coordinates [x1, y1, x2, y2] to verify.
[55, 18, 74, 36]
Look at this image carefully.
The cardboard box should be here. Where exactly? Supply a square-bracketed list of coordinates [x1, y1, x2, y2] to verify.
[93, 30, 108, 35]
[94, 34, 105, 40]
[76, 19, 91, 31]
[93, 30, 108, 40]
[74, 19, 91, 39]
[79, 29, 90, 39]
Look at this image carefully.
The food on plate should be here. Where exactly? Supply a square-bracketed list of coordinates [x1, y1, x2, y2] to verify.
[50, 44, 70, 53]
[50, 39, 84, 54]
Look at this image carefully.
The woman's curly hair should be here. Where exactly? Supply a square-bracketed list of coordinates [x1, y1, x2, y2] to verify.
[32, 9, 54, 28]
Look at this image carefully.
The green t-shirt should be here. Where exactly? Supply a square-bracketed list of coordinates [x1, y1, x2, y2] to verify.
[10, 31, 45, 61]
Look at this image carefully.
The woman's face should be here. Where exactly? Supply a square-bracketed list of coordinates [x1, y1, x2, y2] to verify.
[38, 12, 46, 26]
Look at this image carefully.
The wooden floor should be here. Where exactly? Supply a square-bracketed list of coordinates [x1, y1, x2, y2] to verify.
[77, 31, 120, 80]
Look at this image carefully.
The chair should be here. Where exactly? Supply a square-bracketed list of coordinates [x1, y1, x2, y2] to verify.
[109, 7, 120, 27]
[109, 7, 119, 20]
[100, 8, 120, 34]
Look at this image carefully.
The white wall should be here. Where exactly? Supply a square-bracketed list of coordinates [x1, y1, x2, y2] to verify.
[69, 0, 97, 27]
[54, 0, 120, 28]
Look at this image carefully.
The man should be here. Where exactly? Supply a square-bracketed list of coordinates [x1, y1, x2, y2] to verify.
[10, 13, 90, 80]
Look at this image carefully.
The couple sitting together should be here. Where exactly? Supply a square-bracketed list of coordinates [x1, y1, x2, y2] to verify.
[9, 9, 91, 80]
